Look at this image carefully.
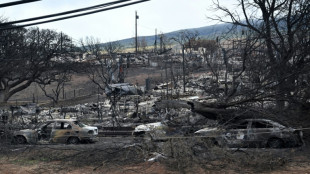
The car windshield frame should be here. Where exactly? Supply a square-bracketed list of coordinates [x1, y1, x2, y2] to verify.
[225, 120, 249, 130]
[73, 121, 86, 128]
[37, 121, 53, 129]
[265, 120, 286, 129]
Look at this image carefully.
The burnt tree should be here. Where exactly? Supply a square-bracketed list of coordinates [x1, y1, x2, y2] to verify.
[36, 63, 72, 105]
[80, 37, 124, 126]
[171, 30, 199, 93]
[207, 0, 310, 110]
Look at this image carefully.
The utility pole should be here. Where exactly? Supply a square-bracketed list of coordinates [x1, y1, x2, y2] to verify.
[154, 29, 157, 53]
[182, 45, 186, 93]
[160, 34, 163, 53]
[37, 29, 40, 44]
[135, 11, 139, 55]
[165, 55, 168, 99]
[60, 32, 63, 53]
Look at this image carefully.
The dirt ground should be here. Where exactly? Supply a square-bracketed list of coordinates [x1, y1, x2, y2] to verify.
[1, 150, 310, 174]
[1, 137, 310, 174]
[0, 162, 174, 174]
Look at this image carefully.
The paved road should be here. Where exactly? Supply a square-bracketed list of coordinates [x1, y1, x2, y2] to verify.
[6, 136, 139, 152]
[5, 136, 304, 154]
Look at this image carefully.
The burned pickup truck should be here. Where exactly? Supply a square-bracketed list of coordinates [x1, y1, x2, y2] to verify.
[195, 119, 304, 148]
[13, 119, 98, 144]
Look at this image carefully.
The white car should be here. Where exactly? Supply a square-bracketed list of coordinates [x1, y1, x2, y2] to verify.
[133, 122, 168, 141]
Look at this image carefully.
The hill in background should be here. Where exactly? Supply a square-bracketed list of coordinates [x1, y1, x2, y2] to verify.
[102, 23, 233, 48]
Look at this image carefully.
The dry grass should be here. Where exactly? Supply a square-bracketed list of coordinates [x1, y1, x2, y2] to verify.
[1, 138, 309, 174]
[7, 66, 165, 105]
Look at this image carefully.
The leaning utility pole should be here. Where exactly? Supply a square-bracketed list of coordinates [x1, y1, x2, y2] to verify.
[135, 11, 139, 55]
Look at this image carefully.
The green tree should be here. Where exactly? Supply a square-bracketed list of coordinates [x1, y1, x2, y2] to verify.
[0, 26, 73, 102]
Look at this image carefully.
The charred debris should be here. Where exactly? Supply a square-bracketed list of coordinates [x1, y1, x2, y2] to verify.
[0, 48, 308, 140]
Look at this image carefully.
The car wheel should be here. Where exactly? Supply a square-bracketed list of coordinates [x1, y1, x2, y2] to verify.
[15, 136, 27, 144]
[200, 137, 220, 147]
[212, 139, 222, 147]
[267, 138, 283, 148]
[67, 137, 79, 144]
[39, 134, 48, 141]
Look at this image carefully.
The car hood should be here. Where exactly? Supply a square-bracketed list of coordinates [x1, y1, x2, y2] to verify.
[16, 129, 36, 133]
[82, 126, 98, 135]
[194, 127, 223, 137]
[13, 129, 37, 137]
[195, 127, 219, 134]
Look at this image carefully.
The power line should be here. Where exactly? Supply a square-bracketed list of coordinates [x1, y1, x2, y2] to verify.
[0, 0, 132, 27]
[0, 0, 150, 30]
[0, 0, 41, 8]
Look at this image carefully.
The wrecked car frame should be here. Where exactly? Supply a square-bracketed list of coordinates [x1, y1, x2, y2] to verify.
[195, 119, 304, 148]
[13, 119, 98, 144]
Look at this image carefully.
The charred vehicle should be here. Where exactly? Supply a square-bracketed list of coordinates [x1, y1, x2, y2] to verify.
[195, 119, 304, 148]
[13, 119, 98, 144]
[133, 122, 167, 138]
[133, 121, 198, 141]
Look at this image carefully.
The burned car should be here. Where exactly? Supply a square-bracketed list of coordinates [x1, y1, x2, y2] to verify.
[133, 122, 167, 138]
[133, 121, 197, 141]
[195, 119, 304, 148]
[13, 119, 98, 144]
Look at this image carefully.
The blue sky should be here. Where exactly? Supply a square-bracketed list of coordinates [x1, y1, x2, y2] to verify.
[1, 0, 235, 43]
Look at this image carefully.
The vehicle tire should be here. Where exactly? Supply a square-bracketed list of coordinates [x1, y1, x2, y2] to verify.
[212, 139, 222, 147]
[67, 137, 79, 144]
[15, 136, 27, 144]
[143, 132, 153, 142]
[200, 137, 218, 147]
[267, 138, 283, 148]
[39, 134, 48, 141]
